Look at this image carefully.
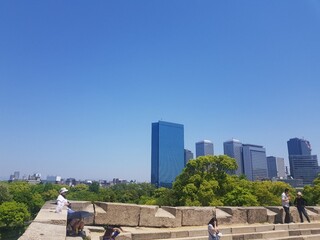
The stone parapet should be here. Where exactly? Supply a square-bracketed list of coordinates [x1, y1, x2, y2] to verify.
[95, 202, 140, 226]
[139, 205, 182, 228]
[19, 201, 67, 240]
[19, 201, 320, 239]
[217, 207, 248, 224]
[179, 206, 216, 226]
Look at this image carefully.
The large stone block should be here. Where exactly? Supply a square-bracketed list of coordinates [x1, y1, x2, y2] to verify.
[217, 207, 247, 224]
[19, 222, 66, 240]
[34, 201, 68, 225]
[179, 206, 215, 226]
[266, 208, 278, 223]
[94, 202, 140, 226]
[246, 207, 268, 224]
[290, 207, 301, 223]
[266, 206, 285, 224]
[69, 201, 92, 211]
[139, 205, 182, 227]
[305, 207, 320, 222]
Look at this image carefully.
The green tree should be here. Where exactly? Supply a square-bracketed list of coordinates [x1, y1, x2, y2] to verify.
[173, 155, 237, 206]
[98, 188, 116, 202]
[42, 189, 59, 201]
[222, 186, 258, 206]
[0, 201, 30, 227]
[8, 182, 34, 212]
[252, 181, 289, 206]
[0, 183, 12, 204]
[89, 182, 100, 193]
[31, 193, 45, 214]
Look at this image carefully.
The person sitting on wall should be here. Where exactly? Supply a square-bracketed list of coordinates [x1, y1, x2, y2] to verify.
[55, 187, 85, 236]
[55, 187, 74, 214]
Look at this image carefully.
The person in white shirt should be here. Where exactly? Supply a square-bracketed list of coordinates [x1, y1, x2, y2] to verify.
[208, 216, 221, 240]
[56, 187, 73, 213]
[281, 188, 291, 223]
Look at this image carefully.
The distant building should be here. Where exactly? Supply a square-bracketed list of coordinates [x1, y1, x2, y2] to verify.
[196, 140, 214, 158]
[242, 144, 268, 181]
[27, 173, 41, 184]
[287, 137, 319, 185]
[223, 139, 243, 175]
[287, 138, 312, 155]
[267, 156, 286, 179]
[9, 171, 20, 181]
[151, 121, 184, 188]
[277, 178, 304, 188]
[184, 149, 194, 166]
[14, 171, 20, 180]
[46, 175, 62, 184]
[113, 178, 128, 184]
[65, 178, 77, 186]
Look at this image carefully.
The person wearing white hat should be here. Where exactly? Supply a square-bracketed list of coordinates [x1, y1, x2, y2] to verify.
[55, 187, 73, 213]
[294, 192, 310, 223]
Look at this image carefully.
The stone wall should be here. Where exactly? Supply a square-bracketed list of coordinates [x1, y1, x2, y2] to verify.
[18, 201, 320, 240]
[71, 201, 320, 227]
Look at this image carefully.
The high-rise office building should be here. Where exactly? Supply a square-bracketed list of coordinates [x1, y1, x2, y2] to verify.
[267, 156, 286, 179]
[184, 149, 194, 166]
[287, 138, 312, 156]
[196, 140, 214, 158]
[287, 137, 318, 185]
[223, 139, 243, 175]
[151, 121, 185, 188]
[242, 144, 268, 181]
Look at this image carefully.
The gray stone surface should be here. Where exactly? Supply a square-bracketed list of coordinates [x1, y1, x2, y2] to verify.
[218, 207, 247, 224]
[95, 202, 140, 226]
[179, 206, 216, 226]
[267, 206, 285, 224]
[139, 205, 182, 227]
[19, 222, 66, 240]
[247, 207, 268, 224]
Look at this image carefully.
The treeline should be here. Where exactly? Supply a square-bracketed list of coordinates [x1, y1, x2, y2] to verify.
[2, 155, 320, 233]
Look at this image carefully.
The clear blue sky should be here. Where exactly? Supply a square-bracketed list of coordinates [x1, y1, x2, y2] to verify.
[1, 1, 320, 181]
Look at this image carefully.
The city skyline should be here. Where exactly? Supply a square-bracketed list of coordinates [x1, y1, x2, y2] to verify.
[1, 1, 320, 181]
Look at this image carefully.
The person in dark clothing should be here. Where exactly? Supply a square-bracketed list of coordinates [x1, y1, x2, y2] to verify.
[102, 226, 123, 240]
[294, 192, 310, 223]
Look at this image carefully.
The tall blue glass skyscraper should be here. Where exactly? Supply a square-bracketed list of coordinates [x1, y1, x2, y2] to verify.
[151, 121, 184, 188]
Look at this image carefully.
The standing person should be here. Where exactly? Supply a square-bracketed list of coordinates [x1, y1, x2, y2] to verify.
[294, 192, 310, 223]
[281, 188, 291, 223]
[208, 216, 220, 240]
